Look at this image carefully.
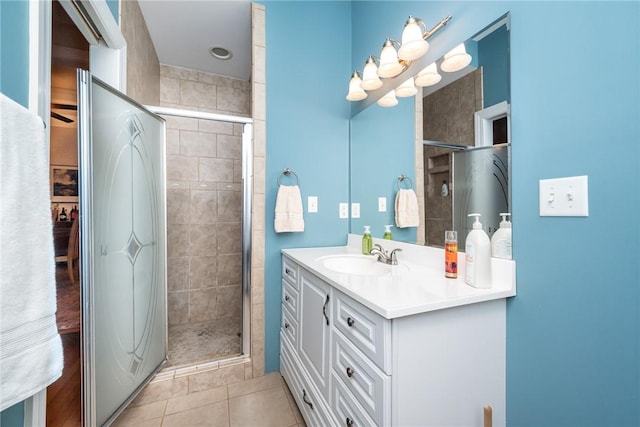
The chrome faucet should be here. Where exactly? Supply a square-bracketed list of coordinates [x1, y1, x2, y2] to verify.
[369, 244, 403, 265]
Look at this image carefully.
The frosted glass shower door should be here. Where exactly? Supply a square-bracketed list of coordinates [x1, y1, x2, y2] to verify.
[77, 70, 167, 426]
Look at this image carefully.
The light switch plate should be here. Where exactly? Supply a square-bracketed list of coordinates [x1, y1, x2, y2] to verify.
[378, 197, 387, 212]
[539, 175, 589, 216]
[351, 203, 361, 218]
[307, 196, 318, 213]
[339, 203, 349, 219]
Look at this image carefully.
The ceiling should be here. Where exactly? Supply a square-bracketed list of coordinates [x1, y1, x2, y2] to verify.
[137, 1, 253, 81]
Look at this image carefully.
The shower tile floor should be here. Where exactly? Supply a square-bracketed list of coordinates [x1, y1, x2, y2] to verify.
[166, 318, 242, 368]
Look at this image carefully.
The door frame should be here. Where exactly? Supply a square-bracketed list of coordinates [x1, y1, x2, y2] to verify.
[29, 1, 126, 425]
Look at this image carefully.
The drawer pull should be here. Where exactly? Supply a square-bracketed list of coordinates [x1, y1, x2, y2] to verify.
[322, 294, 330, 326]
[285, 295, 290, 302]
[346, 367, 354, 378]
[284, 322, 290, 329]
[302, 389, 314, 410]
[346, 417, 354, 427]
[285, 267, 292, 275]
[347, 317, 355, 327]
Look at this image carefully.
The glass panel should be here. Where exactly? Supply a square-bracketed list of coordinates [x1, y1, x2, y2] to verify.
[78, 71, 167, 426]
[452, 144, 509, 250]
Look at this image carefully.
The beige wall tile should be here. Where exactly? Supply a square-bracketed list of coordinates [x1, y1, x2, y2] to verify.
[199, 158, 234, 182]
[180, 131, 217, 157]
[167, 257, 189, 292]
[167, 224, 189, 258]
[253, 82, 266, 121]
[189, 288, 218, 322]
[217, 86, 250, 115]
[253, 45, 266, 85]
[252, 119, 266, 157]
[217, 222, 241, 254]
[199, 119, 234, 135]
[252, 5, 266, 48]
[253, 156, 265, 195]
[167, 155, 198, 181]
[168, 291, 189, 326]
[217, 254, 242, 286]
[218, 191, 242, 221]
[190, 190, 218, 224]
[160, 76, 180, 104]
[161, 64, 199, 81]
[217, 134, 242, 159]
[164, 115, 199, 132]
[181, 80, 217, 109]
[251, 266, 264, 306]
[167, 189, 190, 225]
[189, 224, 217, 256]
[166, 129, 180, 155]
[189, 256, 217, 289]
[217, 285, 242, 319]
[253, 195, 265, 231]
[252, 230, 265, 268]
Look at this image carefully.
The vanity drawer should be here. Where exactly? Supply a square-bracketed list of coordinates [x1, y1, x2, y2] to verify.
[331, 373, 377, 427]
[282, 256, 299, 288]
[281, 303, 298, 348]
[281, 337, 333, 427]
[282, 280, 299, 318]
[332, 329, 390, 426]
[333, 291, 391, 373]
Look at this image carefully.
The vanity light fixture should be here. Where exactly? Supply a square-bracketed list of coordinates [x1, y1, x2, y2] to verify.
[377, 90, 399, 107]
[361, 55, 384, 90]
[440, 43, 472, 72]
[398, 16, 430, 61]
[395, 77, 418, 97]
[377, 38, 405, 78]
[346, 70, 368, 101]
[346, 14, 452, 104]
[415, 62, 442, 87]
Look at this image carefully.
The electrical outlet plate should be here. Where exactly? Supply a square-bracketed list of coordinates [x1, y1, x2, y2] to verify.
[339, 203, 349, 219]
[307, 196, 318, 213]
[351, 203, 360, 218]
[539, 175, 589, 216]
[378, 197, 387, 212]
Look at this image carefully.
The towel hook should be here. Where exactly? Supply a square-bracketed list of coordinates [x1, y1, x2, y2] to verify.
[397, 174, 414, 190]
[278, 168, 299, 186]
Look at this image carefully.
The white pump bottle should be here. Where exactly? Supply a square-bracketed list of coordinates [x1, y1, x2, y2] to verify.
[491, 213, 512, 260]
[465, 213, 492, 288]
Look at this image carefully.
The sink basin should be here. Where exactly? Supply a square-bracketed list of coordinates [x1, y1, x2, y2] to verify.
[318, 254, 408, 276]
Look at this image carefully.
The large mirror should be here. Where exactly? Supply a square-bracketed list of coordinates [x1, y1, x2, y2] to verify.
[349, 14, 510, 250]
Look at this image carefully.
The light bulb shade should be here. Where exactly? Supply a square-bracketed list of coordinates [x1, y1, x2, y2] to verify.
[346, 71, 367, 101]
[440, 43, 472, 73]
[377, 39, 403, 78]
[361, 56, 383, 90]
[377, 90, 398, 107]
[415, 62, 442, 87]
[398, 17, 429, 61]
[396, 77, 417, 97]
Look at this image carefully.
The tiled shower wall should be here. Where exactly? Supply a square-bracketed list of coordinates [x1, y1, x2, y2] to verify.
[159, 64, 251, 331]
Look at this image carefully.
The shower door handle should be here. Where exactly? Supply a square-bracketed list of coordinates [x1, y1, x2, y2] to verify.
[322, 294, 330, 326]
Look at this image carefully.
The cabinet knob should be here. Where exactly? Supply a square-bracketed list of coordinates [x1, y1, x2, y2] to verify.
[346, 417, 354, 427]
[285, 268, 292, 275]
[346, 367, 354, 378]
[285, 295, 290, 302]
[284, 322, 290, 329]
[347, 317, 355, 327]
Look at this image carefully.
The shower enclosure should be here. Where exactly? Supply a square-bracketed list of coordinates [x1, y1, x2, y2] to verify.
[147, 106, 253, 369]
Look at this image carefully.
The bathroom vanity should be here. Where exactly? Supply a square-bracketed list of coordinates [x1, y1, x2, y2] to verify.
[280, 234, 516, 427]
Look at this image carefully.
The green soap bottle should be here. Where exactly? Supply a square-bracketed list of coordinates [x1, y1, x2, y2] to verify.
[383, 224, 393, 240]
[362, 226, 373, 255]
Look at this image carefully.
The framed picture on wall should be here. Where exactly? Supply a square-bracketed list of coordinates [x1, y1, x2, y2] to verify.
[51, 166, 78, 202]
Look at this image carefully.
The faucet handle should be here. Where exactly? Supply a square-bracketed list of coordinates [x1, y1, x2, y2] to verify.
[390, 248, 403, 264]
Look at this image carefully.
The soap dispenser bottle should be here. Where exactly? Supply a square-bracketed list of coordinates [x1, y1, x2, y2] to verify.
[362, 226, 373, 255]
[491, 213, 512, 260]
[465, 213, 492, 288]
[383, 225, 393, 240]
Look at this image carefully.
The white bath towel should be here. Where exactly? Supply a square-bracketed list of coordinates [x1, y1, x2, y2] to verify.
[274, 185, 304, 233]
[395, 188, 420, 228]
[0, 93, 63, 410]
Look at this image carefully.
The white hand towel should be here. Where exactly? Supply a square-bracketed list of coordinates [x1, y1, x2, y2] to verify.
[0, 94, 63, 410]
[395, 188, 420, 228]
[274, 185, 304, 233]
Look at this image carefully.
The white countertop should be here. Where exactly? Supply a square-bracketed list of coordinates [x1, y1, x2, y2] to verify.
[282, 234, 516, 319]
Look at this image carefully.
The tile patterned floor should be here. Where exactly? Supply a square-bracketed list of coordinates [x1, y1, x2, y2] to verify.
[167, 319, 242, 368]
[112, 372, 306, 427]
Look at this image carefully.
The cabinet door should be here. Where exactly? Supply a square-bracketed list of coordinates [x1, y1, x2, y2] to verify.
[299, 269, 331, 397]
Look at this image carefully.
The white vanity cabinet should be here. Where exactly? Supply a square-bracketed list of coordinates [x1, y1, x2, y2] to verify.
[281, 251, 509, 427]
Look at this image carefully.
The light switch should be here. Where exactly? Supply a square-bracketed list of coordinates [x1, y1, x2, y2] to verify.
[539, 175, 589, 216]
[378, 197, 387, 212]
[308, 196, 318, 213]
[351, 203, 361, 218]
[339, 203, 349, 219]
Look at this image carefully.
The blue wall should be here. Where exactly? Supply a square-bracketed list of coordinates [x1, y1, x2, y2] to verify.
[478, 24, 509, 107]
[347, 1, 639, 425]
[263, 1, 352, 372]
[0, 0, 29, 106]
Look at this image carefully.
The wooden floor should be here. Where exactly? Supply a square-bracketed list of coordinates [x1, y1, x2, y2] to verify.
[47, 265, 82, 426]
[46, 332, 81, 427]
